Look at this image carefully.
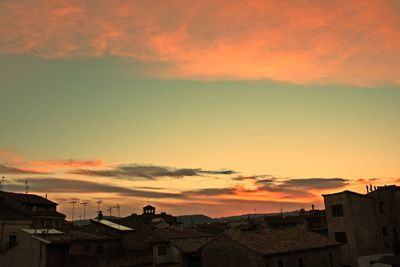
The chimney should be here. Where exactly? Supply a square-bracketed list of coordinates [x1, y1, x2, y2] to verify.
[97, 210, 104, 220]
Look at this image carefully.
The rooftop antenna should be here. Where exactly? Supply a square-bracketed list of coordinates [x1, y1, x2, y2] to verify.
[25, 180, 29, 194]
[107, 206, 115, 226]
[80, 201, 89, 221]
[96, 200, 102, 212]
[69, 200, 78, 222]
[116, 203, 120, 218]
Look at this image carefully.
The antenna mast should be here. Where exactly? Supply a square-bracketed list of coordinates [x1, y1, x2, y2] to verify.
[69, 200, 77, 222]
[81, 201, 89, 221]
[96, 199, 102, 212]
[25, 180, 29, 194]
[116, 203, 120, 218]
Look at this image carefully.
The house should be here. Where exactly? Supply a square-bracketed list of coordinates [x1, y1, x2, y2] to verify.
[323, 186, 400, 267]
[83, 214, 154, 266]
[265, 209, 328, 236]
[0, 191, 65, 253]
[0, 202, 32, 252]
[0, 228, 121, 267]
[151, 227, 213, 267]
[202, 227, 341, 267]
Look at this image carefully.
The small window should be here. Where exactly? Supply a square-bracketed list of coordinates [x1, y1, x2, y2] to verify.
[158, 245, 167, 256]
[298, 257, 304, 267]
[379, 201, 384, 214]
[331, 205, 344, 217]
[335, 232, 347, 244]
[277, 259, 284, 267]
[382, 227, 388, 237]
[8, 233, 17, 248]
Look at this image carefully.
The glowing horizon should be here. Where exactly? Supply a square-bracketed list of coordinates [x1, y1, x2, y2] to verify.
[1, 0, 400, 219]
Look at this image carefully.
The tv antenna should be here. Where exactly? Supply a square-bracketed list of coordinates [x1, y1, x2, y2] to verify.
[25, 180, 29, 194]
[116, 203, 120, 218]
[69, 200, 78, 222]
[80, 200, 89, 221]
[96, 199, 102, 212]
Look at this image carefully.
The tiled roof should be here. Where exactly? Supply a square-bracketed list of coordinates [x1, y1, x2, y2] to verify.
[152, 228, 212, 242]
[170, 237, 213, 253]
[34, 230, 114, 244]
[0, 202, 30, 219]
[223, 227, 339, 255]
[0, 191, 57, 205]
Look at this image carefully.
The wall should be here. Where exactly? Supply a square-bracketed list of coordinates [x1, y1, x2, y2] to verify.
[266, 247, 342, 267]
[154, 243, 180, 265]
[324, 192, 387, 267]
[0, 229, 47, 267]
[0, 219, 32, 252]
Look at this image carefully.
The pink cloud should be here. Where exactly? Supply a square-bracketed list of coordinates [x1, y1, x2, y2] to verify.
[1, 0, 400, 86]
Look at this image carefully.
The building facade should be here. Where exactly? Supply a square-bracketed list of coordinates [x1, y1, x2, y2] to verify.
[323, 186, 400, 267]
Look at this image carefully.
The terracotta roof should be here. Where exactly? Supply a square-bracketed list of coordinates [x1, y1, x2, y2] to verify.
[171, 237, 213, 253]
[222, 227, 339, 255]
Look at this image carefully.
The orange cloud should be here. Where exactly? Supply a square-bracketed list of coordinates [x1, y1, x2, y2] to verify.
[1, 0, 399, 86]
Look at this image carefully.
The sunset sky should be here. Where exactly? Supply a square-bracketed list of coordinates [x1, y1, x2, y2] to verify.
[1, 0, 399, 219]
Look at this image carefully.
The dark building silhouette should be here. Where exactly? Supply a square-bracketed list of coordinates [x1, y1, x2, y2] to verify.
[0, 191, 65, 252]
[324, 185, 400, 267]
[202, 227, 341, 267]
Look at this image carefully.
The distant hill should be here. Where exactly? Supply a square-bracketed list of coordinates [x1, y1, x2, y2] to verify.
[179, 210, 308, 224]
[179, 214, 213, 224]
[214, 213, 267, 222]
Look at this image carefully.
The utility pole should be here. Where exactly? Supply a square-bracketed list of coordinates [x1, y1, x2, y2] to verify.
[69, 200, 77, 222]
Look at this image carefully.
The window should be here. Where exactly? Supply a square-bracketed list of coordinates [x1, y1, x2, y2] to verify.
[379, 201, 385, 214]
[8, 233, 17, 248]
[84, 245, 91, 252]
[335, 232, 347, 244]
[158, 245, 167, 256]
[298, 257, 304, 267]
[382, 227, 388, 237]
[331, 204, 344, 217]
[277, 259, 284, 267]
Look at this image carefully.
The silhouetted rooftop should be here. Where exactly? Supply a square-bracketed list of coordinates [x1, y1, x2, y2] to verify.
[222, 227, 339, 255]
[0, 191, 57, 205]
[170, 237, 213, 253]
